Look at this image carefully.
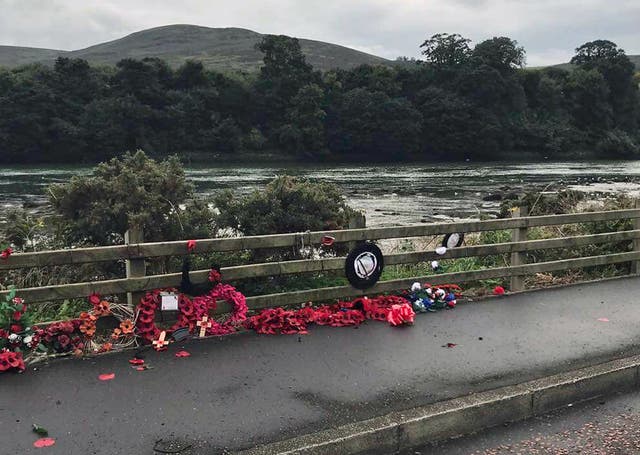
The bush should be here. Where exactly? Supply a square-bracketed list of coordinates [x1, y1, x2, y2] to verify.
[48, 150, 214, 245]
[213, 175, 356, 236]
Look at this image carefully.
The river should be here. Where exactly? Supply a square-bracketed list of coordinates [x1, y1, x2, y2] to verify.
[3, 162, 640, 226]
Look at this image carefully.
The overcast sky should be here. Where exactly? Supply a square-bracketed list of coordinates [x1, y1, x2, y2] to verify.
[1, 0, 638, 66]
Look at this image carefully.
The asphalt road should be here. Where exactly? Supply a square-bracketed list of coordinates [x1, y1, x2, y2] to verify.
[420, 390, 640, 454]
[3, 277, 640, 454]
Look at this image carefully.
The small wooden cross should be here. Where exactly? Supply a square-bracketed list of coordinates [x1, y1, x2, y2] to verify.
[152, 331, 170, 351]
[197, 316, 212, 338]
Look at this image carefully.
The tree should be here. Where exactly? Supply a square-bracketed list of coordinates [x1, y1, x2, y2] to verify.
[571, 40, 638, 130]
[571, 40, 630, 67]
[416, 87, 505, 160]
[328, 88, 422, 160]
[48, 151, 213, 245]
[420, 33, 471, 67]
[174, 60, 211, 91]
[564, 68, 613, 130]
[472, 37, 526, 71]
[255, 35, 318, 134]
[277, 83, 327, 156]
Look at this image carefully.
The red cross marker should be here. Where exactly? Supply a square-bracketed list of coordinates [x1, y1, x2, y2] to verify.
[197, 316, 212, 338]
[152, 331, 169, 351]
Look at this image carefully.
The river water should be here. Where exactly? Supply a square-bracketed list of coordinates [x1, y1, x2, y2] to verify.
[3, 162, 640, 226]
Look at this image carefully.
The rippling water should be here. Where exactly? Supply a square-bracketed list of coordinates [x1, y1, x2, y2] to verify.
[3, 162, 640, 226]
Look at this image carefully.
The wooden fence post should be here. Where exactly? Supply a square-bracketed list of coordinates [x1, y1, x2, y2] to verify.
[347, 212, 366, 251]
[510, 205, 528, 292]
[125, 227, 146, 307]
[632, 199, 640, 275]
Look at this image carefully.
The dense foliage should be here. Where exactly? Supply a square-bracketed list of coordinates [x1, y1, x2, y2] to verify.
[0, 35, 638, 163]
[48, 151, 214, 245]
[214, 175, 356, 236]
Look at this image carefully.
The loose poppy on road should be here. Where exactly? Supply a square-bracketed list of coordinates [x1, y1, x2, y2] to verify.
[33, 438, 56, 448]
[98, 373, 115, 381]
[175, 350, 191, 358]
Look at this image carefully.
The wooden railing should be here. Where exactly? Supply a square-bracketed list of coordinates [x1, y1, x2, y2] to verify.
[2, 206, 640, 314]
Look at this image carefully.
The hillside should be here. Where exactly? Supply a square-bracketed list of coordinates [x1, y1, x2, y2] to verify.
[551, 54, 639, 71]
[0, 45, 67, 68]
[0, 25, 390, 72]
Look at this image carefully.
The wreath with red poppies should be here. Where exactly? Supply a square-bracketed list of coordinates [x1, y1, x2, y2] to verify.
[136, 290, 195, 343]
[135, 269, 248, 344]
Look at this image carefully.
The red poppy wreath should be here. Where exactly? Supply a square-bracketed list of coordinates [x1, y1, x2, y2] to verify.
[135, 290, 195, 343]
[135, 269, 248, 343]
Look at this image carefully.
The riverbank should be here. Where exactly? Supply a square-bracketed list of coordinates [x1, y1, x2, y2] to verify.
[4, 161, 640, 226]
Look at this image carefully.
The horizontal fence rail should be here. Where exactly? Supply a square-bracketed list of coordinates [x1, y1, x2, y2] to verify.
[3, 208, 640, 270]
[2, 207, 640, 310]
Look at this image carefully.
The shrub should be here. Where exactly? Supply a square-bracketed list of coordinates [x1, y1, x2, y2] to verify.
[213, 175, 356, 236]
[48, 150, 214, 245]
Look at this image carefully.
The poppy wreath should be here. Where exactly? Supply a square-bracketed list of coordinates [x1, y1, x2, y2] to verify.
[0, 288, 33, 373]
[136, 268, 249, 343]
[32, 320, 84, 358]
[189, 270, 248, 336]
[135, 289, 195, 343]
[78, 294, 137, 353]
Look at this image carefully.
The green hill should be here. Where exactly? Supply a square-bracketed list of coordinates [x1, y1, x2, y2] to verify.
[0, 25, 390, 72]
[0, 45, 68, 68]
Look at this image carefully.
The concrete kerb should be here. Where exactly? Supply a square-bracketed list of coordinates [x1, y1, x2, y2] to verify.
[236, 355, 640, 455]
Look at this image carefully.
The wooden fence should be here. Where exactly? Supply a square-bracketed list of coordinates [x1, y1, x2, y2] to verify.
[2, 205, 640, 315]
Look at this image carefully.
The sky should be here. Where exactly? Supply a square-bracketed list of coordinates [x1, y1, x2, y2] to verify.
[1, 0, 639, 66]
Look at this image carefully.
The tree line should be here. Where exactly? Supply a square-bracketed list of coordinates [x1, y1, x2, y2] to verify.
[0, 34, 639, 164]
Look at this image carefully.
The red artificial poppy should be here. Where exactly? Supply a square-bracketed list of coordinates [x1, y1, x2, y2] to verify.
[321, 236, 335, 247]
[12, 311, 22, 321]
[7, 352, 20, 368]
[89, 293, 101, 305]
[98, 373, 115, 381]
[137, 313, 154, 324]
[175, 350, 191, 358]
[10, 324, 22, 334]
[208, 269, 221, 283]
[180, 302, 194, 316]
[0, 247, 12, 260]
[445, 343, 457, 348]
[187, 239, 197, 252]
[33, 438, 56, 448]
[493, 286, 505, 296]
[0, 329, 7, 339]
[129, 358, 145, 365]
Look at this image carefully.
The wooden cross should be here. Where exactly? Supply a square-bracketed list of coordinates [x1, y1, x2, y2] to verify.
[197, 316, 212, 338]
[152, 331, 170, 351]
